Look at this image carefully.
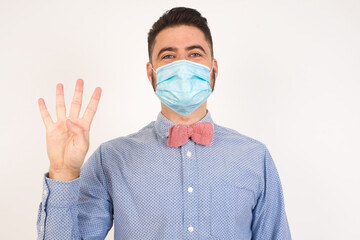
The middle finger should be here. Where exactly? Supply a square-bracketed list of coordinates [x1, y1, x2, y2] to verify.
[69, 79, 84, 119]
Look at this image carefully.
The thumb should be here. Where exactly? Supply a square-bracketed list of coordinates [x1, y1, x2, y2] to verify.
[66, 119, 83, 135]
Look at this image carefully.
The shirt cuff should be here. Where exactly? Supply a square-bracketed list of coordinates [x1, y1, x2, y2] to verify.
[43, 172, 80, 208]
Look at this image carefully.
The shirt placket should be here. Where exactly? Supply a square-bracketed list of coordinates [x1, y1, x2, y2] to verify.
[181, 140, 199, 239]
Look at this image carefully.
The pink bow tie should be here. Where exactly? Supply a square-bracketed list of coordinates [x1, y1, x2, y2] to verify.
[168, 122, 214, 148]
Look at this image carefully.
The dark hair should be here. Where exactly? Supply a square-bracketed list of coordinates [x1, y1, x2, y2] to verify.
[147, 7, 213, 62]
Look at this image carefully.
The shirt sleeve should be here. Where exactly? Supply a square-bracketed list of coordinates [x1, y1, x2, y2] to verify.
[37, 145, 113, 240]
[251, 147, 292, 240]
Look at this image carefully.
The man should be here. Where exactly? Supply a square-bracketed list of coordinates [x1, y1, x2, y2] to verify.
[37, 7, 291, 240]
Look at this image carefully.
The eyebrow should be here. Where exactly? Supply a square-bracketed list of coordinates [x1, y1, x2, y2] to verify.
[186, 45, 206, 54]
[157, 47, 177, 59]
[156, 45, 207, 59]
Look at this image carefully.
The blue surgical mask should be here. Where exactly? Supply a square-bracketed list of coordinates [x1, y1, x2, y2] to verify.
[152, 60, 213, 116]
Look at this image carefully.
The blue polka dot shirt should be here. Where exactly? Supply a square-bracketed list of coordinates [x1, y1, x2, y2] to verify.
[37, 111, 291, 239]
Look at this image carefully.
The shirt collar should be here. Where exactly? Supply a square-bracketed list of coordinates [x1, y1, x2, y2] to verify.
[154, 110, 214, 138]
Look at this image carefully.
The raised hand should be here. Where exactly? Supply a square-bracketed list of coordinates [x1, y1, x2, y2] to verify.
[38, 79, 102, 181]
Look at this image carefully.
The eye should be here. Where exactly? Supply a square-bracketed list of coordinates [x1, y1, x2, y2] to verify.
[190, 52, 201, 57]
[162, 55, 174, 59]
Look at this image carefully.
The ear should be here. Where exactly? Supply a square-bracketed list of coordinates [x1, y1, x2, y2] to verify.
[212, 58, 218, 80]
[146, 62, 153, 84]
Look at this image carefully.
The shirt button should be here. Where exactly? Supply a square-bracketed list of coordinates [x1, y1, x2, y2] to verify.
[186, 151, 192, 158]
[40, 225, 44, 231]
[187, 187, 194, 193]
[43, 190, 47, 196]
[188, 226, 194, 232]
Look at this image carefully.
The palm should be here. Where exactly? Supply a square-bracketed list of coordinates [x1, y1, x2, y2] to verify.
[46, 118, 88, 172]
[38, 79, 102, 180]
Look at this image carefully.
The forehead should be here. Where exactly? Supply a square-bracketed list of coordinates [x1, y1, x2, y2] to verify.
[152, 25, 209, 56]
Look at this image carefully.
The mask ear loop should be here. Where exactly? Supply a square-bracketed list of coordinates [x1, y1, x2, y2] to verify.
[210, 59, 214, 73]
[150, 64, 158, 91]
[150, 64, 157, 74]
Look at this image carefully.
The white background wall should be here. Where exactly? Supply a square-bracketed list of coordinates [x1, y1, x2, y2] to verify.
[1, 0, 359, 239]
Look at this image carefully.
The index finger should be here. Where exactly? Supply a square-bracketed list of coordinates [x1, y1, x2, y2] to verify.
[81, 87, 102, 126]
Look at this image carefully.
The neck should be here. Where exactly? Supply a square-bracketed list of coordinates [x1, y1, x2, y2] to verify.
[161, 102, 208, 126]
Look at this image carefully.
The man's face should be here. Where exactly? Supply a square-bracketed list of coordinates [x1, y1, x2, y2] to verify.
[147, 25, 218, 91]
